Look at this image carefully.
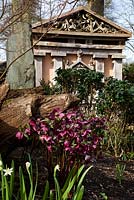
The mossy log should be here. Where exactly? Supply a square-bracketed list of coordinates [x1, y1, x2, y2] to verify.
[0, 86, 79, 154]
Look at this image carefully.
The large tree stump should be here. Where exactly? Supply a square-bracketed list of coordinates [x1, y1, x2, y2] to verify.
[0, 88, 79, 153]
[0, 81, 9, 105]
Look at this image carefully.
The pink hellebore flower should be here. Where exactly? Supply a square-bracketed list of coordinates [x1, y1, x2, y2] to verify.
[59, 130, 67, 137]
[58, 112, 64, 119]
[25, 128, 31, 135]
[85, 155, 91, 161]
[37, 130, 41, 135]
[66, 112, 75, 119]
[29, 120, 37, 131]
[47, 145, 52, 152]
[64, 140, 71, 151]
[41, 124, 48, 133]
[93, 136, 99, 144]
[29, 119, 36, 127]
[64, 140, 70, 147]
[49, 108, 61, 119]
[82, 130, 91, 137]
[40, 135, 52, 142]
[75, 144, 80, 149]
[16, 131, 23, 140]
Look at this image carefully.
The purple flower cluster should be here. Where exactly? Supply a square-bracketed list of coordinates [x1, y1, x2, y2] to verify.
[16, 108, 106, 164]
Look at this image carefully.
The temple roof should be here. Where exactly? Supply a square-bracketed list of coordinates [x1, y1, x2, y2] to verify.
[32, 6, 131, 38]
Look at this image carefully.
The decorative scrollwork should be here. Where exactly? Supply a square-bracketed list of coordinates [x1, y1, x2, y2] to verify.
[53, 11, 123, 34]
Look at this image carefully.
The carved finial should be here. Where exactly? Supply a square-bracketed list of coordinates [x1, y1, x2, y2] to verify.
[89, 56, 96, 70]
[77, 50, 83, 62]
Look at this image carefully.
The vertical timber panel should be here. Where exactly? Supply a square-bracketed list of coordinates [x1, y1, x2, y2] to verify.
[35, 57, 43, 87]
[112, 59, 122, 80]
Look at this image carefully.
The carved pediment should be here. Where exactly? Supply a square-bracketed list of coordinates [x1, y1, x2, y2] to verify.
[68, 61, 89, 69]
[52, 10, 123, 34]
[71, 62, 89, 69]
[33, 6, 131, 37]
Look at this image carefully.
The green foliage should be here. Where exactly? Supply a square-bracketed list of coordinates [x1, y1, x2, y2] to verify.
[97, 77, 134, 124]
[48, 164, 93, 200]
[40, 80, 61, 95]
[97, 77, 134, 156]
[125, 152, 134, 160]
[115, 163, 126, 185]
[99, 192, 108, 200]
[40, 68, 104, 113]
[19, 156, 38, 200]
[0, 156, 92, 200]
[55, 68, 104, 111]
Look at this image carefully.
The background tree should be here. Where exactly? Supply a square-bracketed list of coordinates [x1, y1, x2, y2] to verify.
[0, 0, 42, 88]
[104, 0, 134, 61]
[88, 0, 104, 16]
[0, 0, 80, 88]
[5, 0, 39, 89]
[123, 63, 134, 83]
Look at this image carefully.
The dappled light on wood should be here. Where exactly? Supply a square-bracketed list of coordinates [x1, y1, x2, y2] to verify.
[0, 87, 79, 154]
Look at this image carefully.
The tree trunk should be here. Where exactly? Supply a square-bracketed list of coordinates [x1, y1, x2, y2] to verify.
[6, 0, 35, 89]
[88, 0, 104, 16]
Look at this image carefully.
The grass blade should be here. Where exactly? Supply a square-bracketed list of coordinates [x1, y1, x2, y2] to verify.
[42, 180, 50, 200]
[9, 160, 15, 199]
[61, 165, 77, 194]
[73, 165, 93, 200]
[50, 190, 54, 200]
[74, 185, 84, 200]
[19, 167, 27, 200]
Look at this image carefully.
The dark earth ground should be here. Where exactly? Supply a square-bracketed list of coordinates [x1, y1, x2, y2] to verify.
[6, 146, 134, 200]
[83, 156, 134, 200]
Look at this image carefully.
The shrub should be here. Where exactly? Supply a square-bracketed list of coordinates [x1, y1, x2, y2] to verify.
[40, 80, 61, 95]
[97, 77, 134, 156]
[55, 68, 104, 112]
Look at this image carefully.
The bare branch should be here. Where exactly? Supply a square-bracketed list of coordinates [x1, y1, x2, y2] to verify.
[0, 0, 79, 81]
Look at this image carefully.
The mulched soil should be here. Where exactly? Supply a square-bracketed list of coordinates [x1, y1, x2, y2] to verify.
[83, 156, 134, 200]
[5, 147, 134, 200]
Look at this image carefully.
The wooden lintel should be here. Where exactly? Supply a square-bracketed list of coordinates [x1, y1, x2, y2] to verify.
[34, 41, 124, 50]
[93, 54, 108, 59]
[112, 54, 125, 59]
[32, 28, 131, 38]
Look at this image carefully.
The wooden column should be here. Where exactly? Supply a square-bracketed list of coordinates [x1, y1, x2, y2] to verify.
[93, 54, 108, 74]
[112, 59, 122, 80]
[96, 59, 104, 73]
[52, 57, 63, 83]
[35, 56, 43, 86]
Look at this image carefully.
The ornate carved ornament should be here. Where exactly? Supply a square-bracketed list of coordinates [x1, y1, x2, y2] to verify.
[51, 11, 124, 34]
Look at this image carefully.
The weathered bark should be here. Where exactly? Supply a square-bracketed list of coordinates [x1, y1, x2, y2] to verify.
[0, 81, 9, 104]
[88, 0, 104, 16]
[0, 88, 79, 153]
[6, 0, 35, 89]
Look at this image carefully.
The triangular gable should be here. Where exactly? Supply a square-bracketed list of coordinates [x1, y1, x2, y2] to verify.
[69, 60, 89, 69]
[32, 6, 131, 37]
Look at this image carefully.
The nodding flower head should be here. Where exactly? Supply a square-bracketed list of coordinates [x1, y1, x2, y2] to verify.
[55, 164, 60, 172]
[16, 131, 23, 140]
[26, 162, 31, 171]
